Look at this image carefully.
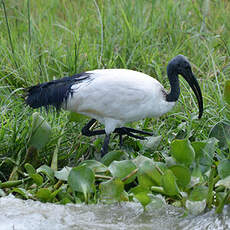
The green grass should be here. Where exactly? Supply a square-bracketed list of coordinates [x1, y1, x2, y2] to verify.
[0, 0, 230, 210]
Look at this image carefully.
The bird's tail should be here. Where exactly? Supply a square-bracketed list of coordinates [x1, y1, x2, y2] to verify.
[25, 73, 90, 110]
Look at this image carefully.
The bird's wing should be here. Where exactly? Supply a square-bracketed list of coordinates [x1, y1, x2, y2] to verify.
[67, 69, 163, 122]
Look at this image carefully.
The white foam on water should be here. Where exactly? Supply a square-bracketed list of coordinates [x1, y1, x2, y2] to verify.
[0, 195, 229, 230]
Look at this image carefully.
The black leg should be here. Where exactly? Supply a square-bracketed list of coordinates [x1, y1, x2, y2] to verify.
[101, 134, 110, 157]
[82, 119, 153, 156]
[82, 119, 110, 157]
[81, 119, 106, 136]
[119, 133, 123, 148]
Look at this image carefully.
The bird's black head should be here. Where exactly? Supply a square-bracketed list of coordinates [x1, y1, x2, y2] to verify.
[167, 55, 191, 76]
[167, 55, 203, 119]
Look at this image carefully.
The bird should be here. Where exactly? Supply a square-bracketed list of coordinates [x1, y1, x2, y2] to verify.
[25, 55, 203, 156]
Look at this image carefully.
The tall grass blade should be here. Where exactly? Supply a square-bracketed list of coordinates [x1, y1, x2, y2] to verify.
[1, 0, 18, 68]
[27, 0, 31, 45]
[93, 0, 104, 67]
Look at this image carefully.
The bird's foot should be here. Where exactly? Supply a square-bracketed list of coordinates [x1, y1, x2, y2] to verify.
[114, 127, 153, 146]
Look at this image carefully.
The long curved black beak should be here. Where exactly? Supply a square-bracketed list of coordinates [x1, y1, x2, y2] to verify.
[182, 70, 203, 119]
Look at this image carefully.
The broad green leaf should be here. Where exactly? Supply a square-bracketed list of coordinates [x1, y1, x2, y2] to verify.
[170, 139, 195, 166]
[108, 160, 137, 184]
[217, 160, 230, 179]
[130, 185, 151, 208]
[192, 166, 203, 178]
[37, 165, 55, 182]
[189, 185, 209, 201]
[165, 156, 177, 167]
[29, 112, 52, 150]
[199, 138, 218, 172]
[36, 188, 52, 202]
[209, 122, 230, 149]
[224, 80, 230, 105]
[68, 166, 95, 201]
[79, 160, 107, 173]
[30, 173, 43, 186]
[161, 170, 180, 196]
[101, 150, 125, 166]
[133, 155, 152, 168]
[191, 141, 206, 160]
[55, 167, 72, 181]
[216, 175, 230, 189]
[68, 111, 88, 122]
[169, 165, 191, 188]
[152, 162, 167, 185]
[99, 178, 124, 203]
[138, 159, 166, 188]
[24, 163, 36, 176]
[141, 136, 162, 150]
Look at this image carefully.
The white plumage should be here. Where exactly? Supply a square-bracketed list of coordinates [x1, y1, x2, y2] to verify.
[66, 69, 175, 134]
[25, 55, 203, 156]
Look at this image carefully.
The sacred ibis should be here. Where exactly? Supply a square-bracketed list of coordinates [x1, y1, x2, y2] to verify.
[25, 55, 203, 156]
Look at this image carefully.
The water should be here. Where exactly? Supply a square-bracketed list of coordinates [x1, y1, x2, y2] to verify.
[0, 195, 229, 230]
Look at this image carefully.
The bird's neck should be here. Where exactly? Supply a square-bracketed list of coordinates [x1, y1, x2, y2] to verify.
[166, 71, 180, 102]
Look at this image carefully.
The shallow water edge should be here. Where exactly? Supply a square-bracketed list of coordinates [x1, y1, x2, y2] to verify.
[0, 195, 229, 230]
